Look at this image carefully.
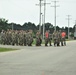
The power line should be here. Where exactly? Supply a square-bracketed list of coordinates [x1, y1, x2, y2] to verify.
[51, 0, 59, 31]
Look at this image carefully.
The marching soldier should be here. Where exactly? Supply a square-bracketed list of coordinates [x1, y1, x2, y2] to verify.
[27, 30, 33, 46]
[53, 30, 58, 46]
[18, 30, 24, 46]
[61, 30, 66, 46]
[56, 31, 61, 46]
[12, 30, 16, 45]
[44, 30, 49, 46]
[48, 32, 52, 46]
[58, 30, 62, 46]
[36, 30, 42, 46]
[0, 30, 6, 45]
[15, 30, 19, 45]
[23, 31, 27, 46]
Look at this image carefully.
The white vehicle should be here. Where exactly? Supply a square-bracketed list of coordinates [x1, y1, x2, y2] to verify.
[74, 32, 76, 39]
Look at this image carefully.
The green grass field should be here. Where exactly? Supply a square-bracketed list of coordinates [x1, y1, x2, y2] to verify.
[0, 48, 17, 52]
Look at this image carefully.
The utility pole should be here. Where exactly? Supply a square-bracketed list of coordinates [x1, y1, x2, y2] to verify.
[39, 0, 43, 32]
[36, 0, 50, 34]
[51, 0, 59, 31]
[43, 0, 51, 39]
[66, 15, 71, 39]
[43, 0, 46, 38]
[43, 0, 51, 37]
[36, 0, 43, 32]
[12, 23, 14, 30]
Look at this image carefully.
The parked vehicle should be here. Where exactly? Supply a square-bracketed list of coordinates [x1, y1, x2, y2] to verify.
[74, 32, 76, 39]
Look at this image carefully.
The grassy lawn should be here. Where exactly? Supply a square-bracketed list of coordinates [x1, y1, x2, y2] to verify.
[0, 48, 17, 52]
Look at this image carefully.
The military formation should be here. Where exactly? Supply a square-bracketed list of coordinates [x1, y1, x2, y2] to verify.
[0, 29, 33, 46]
[0, 29, 66, 47]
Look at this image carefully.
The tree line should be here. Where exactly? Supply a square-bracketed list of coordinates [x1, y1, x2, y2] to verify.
[0, 18, 76, 38]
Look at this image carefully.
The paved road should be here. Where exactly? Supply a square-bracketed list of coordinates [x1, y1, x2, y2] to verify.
[0, 41, 76, 75]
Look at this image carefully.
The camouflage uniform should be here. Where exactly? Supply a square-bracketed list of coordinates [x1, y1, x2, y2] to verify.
[53, 31, 58, 46]
[25, 31, 29, 46]
[0, 30, 6, 44]
[57, 31, 61, 46]
[9, 31, 12, 45]
[19, 31, 24, 46]
[48, 33, 52, 46]
[15, 31, 19, 45]
[36, 31, 42, 46]
[6, 30, 12, 45]
[23, 30, 33, 46]
[23, 31, 27, 46]
[5, 32, 8, 45]
[27, 30, 33, 46]
[58, 30, 62, 46]
[12, 31, 16, 45]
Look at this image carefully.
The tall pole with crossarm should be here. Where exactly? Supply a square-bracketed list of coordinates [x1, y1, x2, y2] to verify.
[43, 0, 46, 38]
[66, 15, 71, 39]
[43, 0, 51, 39]
[51, 0, 59, 31]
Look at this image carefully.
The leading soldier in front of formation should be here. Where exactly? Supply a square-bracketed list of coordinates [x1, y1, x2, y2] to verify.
[0, 29, 66, 47]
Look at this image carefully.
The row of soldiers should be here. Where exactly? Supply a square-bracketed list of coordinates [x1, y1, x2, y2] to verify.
[44, 30, 66, 46]
[0, 29, 66, 46]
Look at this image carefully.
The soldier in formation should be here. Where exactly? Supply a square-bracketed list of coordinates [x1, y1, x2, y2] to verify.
[27, 30, 33, 46]
[44, 30, 52, 46]
[61, 30, 66, 46]
[35, 30, 42, 46]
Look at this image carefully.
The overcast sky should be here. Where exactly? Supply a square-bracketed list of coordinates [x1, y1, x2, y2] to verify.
[0, 0, 76, 27]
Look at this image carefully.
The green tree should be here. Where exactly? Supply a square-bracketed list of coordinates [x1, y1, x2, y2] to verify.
[22, 22, 37, 32]
[0, 18, 8, 31]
